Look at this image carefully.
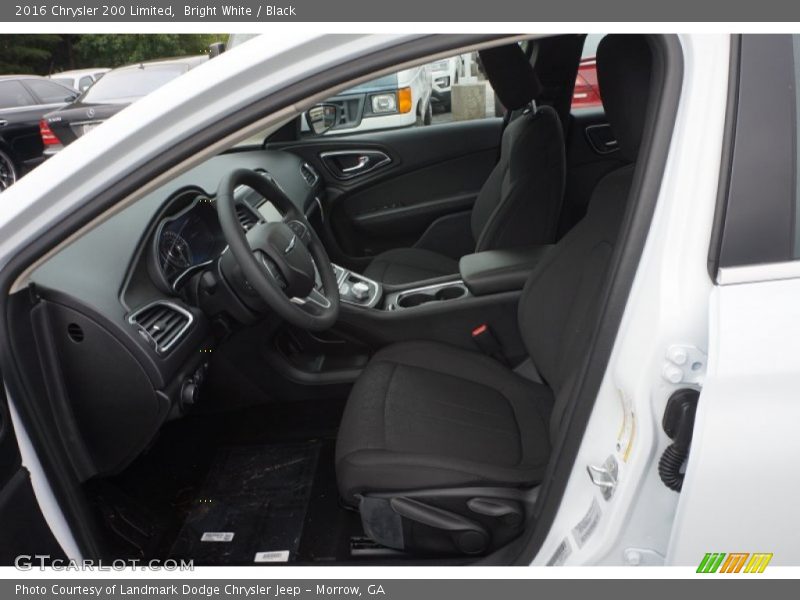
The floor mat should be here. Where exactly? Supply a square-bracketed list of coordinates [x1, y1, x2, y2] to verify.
[169, 442, 320, 565]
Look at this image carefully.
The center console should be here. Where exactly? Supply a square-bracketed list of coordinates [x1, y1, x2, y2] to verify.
[332, 245, 552, 313]
[270, 247, 553, 385]
[333, 264, 471, 311]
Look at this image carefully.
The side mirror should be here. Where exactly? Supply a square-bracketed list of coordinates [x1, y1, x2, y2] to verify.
[65, 94, 78, 102]
[305, 103, 339, 136]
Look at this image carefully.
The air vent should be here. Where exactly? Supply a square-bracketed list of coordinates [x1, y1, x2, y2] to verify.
[300, 162, 319, 187]
[67, 323, 84, 343]
[129, 302, 193, 354]
[235, 204, 258, 231]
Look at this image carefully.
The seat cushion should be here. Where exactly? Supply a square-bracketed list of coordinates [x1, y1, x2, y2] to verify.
[363, 248, 459, 285]
[336, 341, 554, 503]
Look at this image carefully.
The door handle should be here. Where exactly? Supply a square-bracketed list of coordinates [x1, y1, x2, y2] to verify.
[320, 149, 391, 180]
[341, 155, 370, 173]
[0, 120, 8, 127]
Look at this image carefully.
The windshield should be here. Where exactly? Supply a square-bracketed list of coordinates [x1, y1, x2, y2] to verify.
[80, 64, 188, 104]
[51, 77, 72, 87]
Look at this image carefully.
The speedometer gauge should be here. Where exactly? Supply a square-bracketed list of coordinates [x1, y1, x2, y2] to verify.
[159, 231, 193, 270]
[149, 190, 227, 293]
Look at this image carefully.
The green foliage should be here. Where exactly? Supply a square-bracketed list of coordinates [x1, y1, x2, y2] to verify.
[0, 34, 226, 75]
[73, 34, 225, 69]
[0, 34, 62, 74]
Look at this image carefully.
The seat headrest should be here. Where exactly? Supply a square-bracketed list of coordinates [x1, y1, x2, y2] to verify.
[596, 35, 653, 162]
[479, 44, 542, 111]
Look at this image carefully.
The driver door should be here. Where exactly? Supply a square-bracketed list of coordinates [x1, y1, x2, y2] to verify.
[0, 378, 65, 564]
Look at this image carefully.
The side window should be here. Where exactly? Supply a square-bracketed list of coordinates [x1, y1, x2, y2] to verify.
[24, 79, 74, 104]
[0, 80, 35, 109]
[572, 34, 605, 110]
[79, 76, 94, 92]
[717, 35, 798, 269]
[304, 51, 499, 137]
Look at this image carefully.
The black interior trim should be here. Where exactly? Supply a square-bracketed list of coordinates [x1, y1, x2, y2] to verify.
[0, 34, 520, 560]
[707, 36, 742, 280]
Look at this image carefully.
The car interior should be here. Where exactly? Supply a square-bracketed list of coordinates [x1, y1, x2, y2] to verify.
[4, 33, 666, 564]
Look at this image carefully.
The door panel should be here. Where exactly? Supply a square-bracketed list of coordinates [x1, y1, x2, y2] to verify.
[275, 118, 503, 263]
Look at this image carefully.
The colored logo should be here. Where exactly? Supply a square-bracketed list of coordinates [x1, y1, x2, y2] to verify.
[697, 552, 773, 573]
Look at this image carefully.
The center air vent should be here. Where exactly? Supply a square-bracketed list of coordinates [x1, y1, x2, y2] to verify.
[235, 203, 258, 231]
[129, 301, 193, 354]
[300, 162, 319, 187]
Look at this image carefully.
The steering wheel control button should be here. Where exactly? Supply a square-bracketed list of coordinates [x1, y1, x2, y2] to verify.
[287, 220, 310, 243]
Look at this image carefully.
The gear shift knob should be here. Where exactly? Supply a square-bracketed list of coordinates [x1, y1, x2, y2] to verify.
[352, 281, 370, 300]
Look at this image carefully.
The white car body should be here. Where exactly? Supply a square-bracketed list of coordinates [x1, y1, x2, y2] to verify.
[0, 33, 798, 567]
[48, 68, 110, 93]
[429, 55, 462, 111]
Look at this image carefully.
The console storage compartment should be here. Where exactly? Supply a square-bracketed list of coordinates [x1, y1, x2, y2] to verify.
[458, 246, 553, 296]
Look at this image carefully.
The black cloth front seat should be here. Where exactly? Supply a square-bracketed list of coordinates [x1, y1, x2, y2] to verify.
[362, 44, 566, 285]
[335, 36, 654, 555]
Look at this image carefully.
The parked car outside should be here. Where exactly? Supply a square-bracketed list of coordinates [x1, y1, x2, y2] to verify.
[40, 56, 207, 156]
[429, 55, 463, 112]
[0, 75, 78, 190]
[572, 34, 604, 109]
[48, 68, 110, 93]
[229, 34, 433, 133]
[304, 66, 433, 134]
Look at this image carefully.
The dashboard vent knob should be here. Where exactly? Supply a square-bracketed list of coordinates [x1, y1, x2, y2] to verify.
[129, 301, 193, 354]
[300, 162, 319, 187]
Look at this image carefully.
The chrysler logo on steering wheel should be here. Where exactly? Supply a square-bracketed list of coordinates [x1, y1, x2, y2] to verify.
[284, 235, 297, 255]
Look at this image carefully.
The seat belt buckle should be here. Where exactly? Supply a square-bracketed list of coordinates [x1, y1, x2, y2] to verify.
[472, 324, 508, 365]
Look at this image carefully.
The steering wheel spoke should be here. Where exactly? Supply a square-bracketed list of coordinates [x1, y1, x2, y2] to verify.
[284, 218, 312, 247]
[291, 286, 333, 315]
[255, 250, 288, 291]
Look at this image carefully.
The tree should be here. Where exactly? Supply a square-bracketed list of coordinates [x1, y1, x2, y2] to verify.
[73, 34, 225, 69]
[0, 35, 62, 74]
[0, 34, 226, 75]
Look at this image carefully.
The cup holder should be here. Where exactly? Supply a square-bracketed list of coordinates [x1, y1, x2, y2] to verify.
[395, 283, 468, 309]
[397, 293, 432, 308]
[435, 286, 467, 301]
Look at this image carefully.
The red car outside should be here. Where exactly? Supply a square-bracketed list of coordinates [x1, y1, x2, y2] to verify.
[572, 56, 602, 109]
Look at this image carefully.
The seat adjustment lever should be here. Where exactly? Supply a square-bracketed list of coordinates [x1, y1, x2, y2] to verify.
[390, 497, 489, 555]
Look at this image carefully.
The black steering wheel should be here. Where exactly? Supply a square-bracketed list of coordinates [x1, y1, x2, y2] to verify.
[216, 168, 339, 331]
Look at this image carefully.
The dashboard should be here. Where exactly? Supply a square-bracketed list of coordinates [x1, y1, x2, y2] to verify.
[27, 148, 324, 478]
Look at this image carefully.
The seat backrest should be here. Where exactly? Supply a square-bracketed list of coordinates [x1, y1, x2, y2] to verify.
[472, 45, 566, 252]
[515, 35, 654, 440]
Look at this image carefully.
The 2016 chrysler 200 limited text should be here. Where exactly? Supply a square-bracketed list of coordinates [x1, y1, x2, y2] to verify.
[0, 33, 796, 567]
